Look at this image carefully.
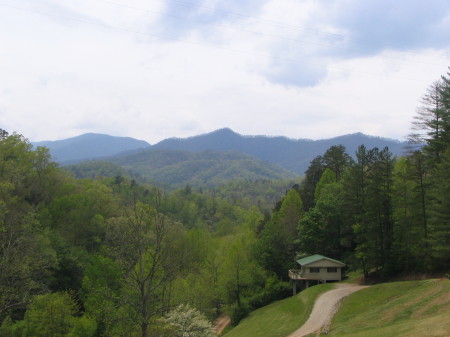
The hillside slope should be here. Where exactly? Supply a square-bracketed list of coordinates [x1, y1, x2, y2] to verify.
[326, 279, 450, 337]
[224, 284, 334, 337]
[153, 128, 408, 174]
[34, 129, 408, 174]
[223, 279, 450, 337]
[33, 133, 150, 164]
[67, 149, 297, 189]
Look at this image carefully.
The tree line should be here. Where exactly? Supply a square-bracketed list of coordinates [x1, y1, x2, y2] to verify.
[0, 129, 290, 336]
[255, 68, 450, 283]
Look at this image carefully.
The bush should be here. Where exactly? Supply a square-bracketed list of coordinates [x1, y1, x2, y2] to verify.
[0, 292, 97, 337]
[67, 316, 97, 337]
[228, 301, 251, 326]
[162, 304, 216, 337]
[0, 317, 26, 337]
[227, 277, 291, 326]
[248, 277, 291, 310]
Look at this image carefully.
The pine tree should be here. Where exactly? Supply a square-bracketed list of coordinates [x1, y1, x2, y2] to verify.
[409, 75, 450, 163]
[428, 148, 450, 270]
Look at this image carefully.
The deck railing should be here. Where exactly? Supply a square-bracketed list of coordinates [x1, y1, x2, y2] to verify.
[288, 269, 304, 280]
[289, 269, 326, 283]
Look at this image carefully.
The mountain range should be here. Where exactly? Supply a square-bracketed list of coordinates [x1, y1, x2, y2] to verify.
[152, 128, 407, 174]
[33, 128, 408, 175]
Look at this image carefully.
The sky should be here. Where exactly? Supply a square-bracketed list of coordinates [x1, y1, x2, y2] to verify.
[1, 0, 449, 144]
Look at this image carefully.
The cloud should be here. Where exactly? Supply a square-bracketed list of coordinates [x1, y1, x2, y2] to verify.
[0, 0, 448, 145]
[250, 0, 450, 86]
[155, 0, 265, 39]
[328, 0, 450, 53]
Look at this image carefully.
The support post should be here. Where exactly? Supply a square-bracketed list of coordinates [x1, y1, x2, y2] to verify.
[293, 281, 297, 296]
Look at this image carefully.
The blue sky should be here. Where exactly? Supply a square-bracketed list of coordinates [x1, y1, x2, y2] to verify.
[1, 0, 449, 143]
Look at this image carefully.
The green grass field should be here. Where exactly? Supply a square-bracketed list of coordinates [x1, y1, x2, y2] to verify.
[223, 283, 334, 337]
[222, 278, 450, 337]
[324, 278, 450, 337]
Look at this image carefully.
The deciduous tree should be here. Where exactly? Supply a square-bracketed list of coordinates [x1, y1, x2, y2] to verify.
[105, 203, 186, 337]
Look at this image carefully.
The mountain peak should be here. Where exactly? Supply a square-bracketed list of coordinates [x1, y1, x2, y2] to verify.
[210, 127, 238, 135]
[34, 129, 408, 174]
[32, 134, 150, 164]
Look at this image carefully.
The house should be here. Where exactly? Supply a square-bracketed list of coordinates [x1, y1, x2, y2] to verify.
[288, 254, 345, 295]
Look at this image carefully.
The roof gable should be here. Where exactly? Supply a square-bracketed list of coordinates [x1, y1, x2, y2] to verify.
[296, 254, 345, 267]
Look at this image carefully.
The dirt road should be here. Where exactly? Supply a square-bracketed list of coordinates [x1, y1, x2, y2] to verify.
[212, 314, 231, 336]
[287, 283, 368, 337]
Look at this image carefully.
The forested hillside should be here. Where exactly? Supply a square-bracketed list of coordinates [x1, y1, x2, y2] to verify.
[33, 129, 407, 175]
[153, 129, 407, 174]
[1, 69, 449, 337]
[0, 129, 293, 337]
[66, 149, 297, 190]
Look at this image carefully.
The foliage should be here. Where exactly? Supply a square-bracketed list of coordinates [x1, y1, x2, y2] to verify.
[428, 148, 450, 269]
[408, 79, 450, 161]
[104, 204, 187, 337]
[322, 145, 351, 181]
[254, 188, 304, 279]
[0, 292, 96, 337]
[299, 156, 325, 210]
[66, 161, 132, 181]
[162, 304, 216, 337]
[339, 146, 396, 278]
[210, 178, 301, 212]
[246, 276, 291, 310]
[0, 132, 57, 319]
[68, 150, 296, 189]
[314, 168, 335, 200]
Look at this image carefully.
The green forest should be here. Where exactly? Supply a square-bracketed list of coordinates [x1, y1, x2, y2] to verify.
[1, 69, 449, 337]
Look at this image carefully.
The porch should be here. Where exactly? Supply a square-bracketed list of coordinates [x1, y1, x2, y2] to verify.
[289, 269, 326, 295]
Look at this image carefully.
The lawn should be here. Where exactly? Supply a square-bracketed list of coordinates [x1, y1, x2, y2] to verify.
[223, 283, 334, 337]
[324, 278, 450, 337]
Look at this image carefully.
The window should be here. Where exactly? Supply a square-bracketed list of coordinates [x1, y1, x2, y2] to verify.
[327, 267, 338, 273]
[310, 267, 320, 273]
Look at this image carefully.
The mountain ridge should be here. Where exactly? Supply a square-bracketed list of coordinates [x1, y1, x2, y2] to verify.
[151, 128, 407, 174]
[66, 148, 297, 189]
[33, 133, 150, 164]
[33, 128, 408, 174]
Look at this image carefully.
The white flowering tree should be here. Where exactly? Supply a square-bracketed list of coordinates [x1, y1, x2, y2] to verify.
[163, 304, 216, 337]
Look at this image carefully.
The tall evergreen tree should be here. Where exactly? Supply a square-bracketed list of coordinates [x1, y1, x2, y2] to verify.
[341, 146, 395, 279]
[323, 145, 351, 181]
[409, 78, 450, 163]
[300, 156, 324, 210]
[392, 155, 430, 271]
[428, 148, 450, 270]
[254, 189, 303, 279]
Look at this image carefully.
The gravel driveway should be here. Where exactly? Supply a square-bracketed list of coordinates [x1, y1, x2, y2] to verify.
[287, 283, 368, 337]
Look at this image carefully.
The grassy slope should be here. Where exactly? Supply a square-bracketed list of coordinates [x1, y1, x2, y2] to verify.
[324, 279, 450, 337]
[223, 283, 334, 337]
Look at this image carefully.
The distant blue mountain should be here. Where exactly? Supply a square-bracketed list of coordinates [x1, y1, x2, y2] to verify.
[33, 128, 408, 174]
[153, 128, 408, 174]
[32, 133, 150, 165]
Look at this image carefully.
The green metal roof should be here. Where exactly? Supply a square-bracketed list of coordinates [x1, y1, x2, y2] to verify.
[296, 254, 345, 266]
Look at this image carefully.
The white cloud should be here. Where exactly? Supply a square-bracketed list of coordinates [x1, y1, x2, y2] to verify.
[0, 0, 449, 144]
